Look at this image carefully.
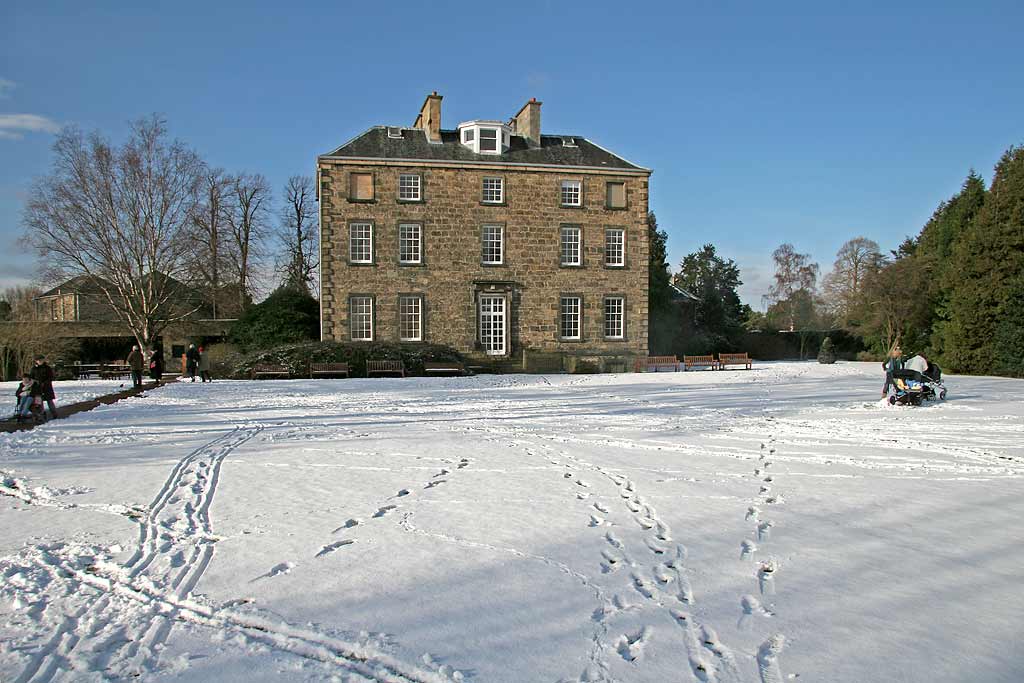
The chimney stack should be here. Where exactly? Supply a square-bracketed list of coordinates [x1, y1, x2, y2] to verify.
[513, 97, 542, 147]
[413, 92, 443, 143]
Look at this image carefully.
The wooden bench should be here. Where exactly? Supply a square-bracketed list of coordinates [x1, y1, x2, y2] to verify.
[366, 359, 405, 377]
[635, 355, 681, 372]
[718, 352, 753, 370]
[310, 362, 350, 378]
[424, 361, 467, 376]
[683, 355, 719, 371]
[251, 364, 290, 379]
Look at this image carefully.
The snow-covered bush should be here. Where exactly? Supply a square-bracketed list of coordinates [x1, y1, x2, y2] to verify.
[212, 340, 466, 378]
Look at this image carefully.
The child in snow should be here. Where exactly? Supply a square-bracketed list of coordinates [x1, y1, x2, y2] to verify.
[15, 373, 42, 423]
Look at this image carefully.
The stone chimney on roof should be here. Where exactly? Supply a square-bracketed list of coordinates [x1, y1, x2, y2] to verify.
[512, 97, 542, 147]
[413, 92, 443, 143]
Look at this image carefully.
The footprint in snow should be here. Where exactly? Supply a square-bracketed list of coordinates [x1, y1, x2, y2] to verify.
[636, 517, 655, 530]
[757, 521, 774, 541]
[395, 489, 411, 497]
[424, 479, 446, 489]
[605, 531, 624, 549]
[631, 573, 656, 599]
[625, 498, 641, 513]
[593, 502, 610, 514]
[457, 459, 470, 469]
[758, 559, 779, 595]
[740, 540, 757, 559]
[589, 515, 608, 528]
[600, 549, 623, 573]
[738, 594, 774, 631]
[616, 626, 653, 662]
[373, 505, 397, 518]
[758, 634, 786, 683]
[316, 540, 355, 558]
[253, 561, 295, 581]
[746, 506, 761, 522]
[645, 537, 668, 555]
[434, 469, 449, 477]
[333, 518, 360, 533]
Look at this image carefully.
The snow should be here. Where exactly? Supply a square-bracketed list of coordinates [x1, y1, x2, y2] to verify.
[1, 362, 1022, 682]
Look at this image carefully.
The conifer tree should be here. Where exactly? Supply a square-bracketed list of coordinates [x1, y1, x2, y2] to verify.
[945, 147, 1024, 374]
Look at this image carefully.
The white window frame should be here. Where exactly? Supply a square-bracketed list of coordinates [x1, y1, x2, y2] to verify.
[561, 180, 582, 207]
[481, 224, 504, 265]
[560, 296, 582, 341]
[482, 177, 504, 204]
[350, 296, 374, 341]
[398, 174, 421, 201]
[463, 128, 475, 143]
[605, 228, 625, 267]
[604, 296, 625, 339]
[560, 226, 582, 266]
[399, 295, 423, 342]
[479, 294, 507, 355]
[479, 128, 498, 153]
[349, 222, 373, 264]
[398, 223, 422, 264]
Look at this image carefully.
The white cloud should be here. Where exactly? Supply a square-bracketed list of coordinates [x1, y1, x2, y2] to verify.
[0, 78, 14, 98]
[0, 113, 61, 140]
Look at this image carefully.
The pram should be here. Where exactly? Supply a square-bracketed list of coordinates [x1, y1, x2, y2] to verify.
[888, 365, 947, 406]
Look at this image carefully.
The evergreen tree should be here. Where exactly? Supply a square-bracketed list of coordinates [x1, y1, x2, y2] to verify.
[647, 212, 676, 353]
[674, 244, 745, 340]
[228, 286, 320, 352]
[945, 146, 1024, 374]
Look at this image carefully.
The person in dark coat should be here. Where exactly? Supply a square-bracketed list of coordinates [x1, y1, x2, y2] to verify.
[30, 355, 57, 419]
[198, 346, 212, 383]
[148, 346, 164, 382]
[881, 345, 904, 397]
[185, 344, 200, 382]
[127, 344, 144, 388]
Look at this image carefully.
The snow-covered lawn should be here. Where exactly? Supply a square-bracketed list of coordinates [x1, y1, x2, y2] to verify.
[1, 362, 1021, 682]
[1, 379, 132, 414]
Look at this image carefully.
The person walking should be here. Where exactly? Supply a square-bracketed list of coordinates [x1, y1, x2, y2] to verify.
[30, 355, 57, 420]
[185, 344, 200, 382]
[881, 344, 904, 397]
[149, 346, 164, 383]
[127, 344, 144, 388]
[198, 346, 212, 383]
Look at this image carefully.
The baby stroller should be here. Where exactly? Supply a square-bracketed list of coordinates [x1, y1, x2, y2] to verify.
[889, 365, 947, 406]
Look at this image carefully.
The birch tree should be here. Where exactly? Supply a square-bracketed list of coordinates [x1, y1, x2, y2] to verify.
[23, 116, 204, 347]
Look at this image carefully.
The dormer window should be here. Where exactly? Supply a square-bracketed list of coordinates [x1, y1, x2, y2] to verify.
[458, 120, 511, 155]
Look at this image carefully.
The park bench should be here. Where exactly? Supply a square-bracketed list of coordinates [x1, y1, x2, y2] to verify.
[366, 359, 405, 377]
[251, 364, 291, 379]
[635, 355, 681, 372]
[683, 355, 719, 371]
[310, 362, 350, 378]
[718, 352, 753, 370]
[424, 361, 468, 376]
[99, 363, 132, 379]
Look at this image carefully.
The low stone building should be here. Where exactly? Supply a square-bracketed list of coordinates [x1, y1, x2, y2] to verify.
[317, 93, 652, 371]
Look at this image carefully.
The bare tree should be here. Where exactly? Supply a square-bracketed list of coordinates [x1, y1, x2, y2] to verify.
[821, 237, 885, 325]
[763, 243, 819, 331]
[22, 116, 204, 347]
[190, 167, 232, 319]
[225, 173, 271, 313]
[277, 175, 319, 295]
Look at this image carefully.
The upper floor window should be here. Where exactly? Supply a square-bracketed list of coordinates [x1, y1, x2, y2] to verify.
[482, 177, 504, 204]
[399, 223, 422, 264]
[398, 174, 421, 201]
[482, 224, 504, 265]
[350, 173, 374, 202]
[479, 128, 498, 152]
[605, 228, 625, 267]
[458, 121, 512, 155]
[349, 222, 373, 263]
[561, 180, 582, 207]
[606, 181, 626, 209]
[560, 226, 582, 266]
[463, 128, 475, 143]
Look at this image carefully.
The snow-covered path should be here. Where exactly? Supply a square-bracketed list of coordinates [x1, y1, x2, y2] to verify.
[1, 363, 1022, 682]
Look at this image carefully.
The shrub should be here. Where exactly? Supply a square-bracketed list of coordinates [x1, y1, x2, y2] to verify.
[211, 340, 466, 378]
[817, 337, 837, 364]
[228, 287, 320, 352]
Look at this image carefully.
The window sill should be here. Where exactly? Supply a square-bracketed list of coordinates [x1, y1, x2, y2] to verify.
[481, 262, 506, 267]
[603, 264, 626, 269]
[604, 205, 628, 211]
[603, 337, 628, 342]
[396, 199, 424, 204]
[398, 262, 426, 267]
[347, 262, 377, 267]
[480, 201, 507, 207]
[559, 264, 584, 269]
[347, 198, 377, 204]
[560, 204, 584, 210]
[559, 338, 584, 343]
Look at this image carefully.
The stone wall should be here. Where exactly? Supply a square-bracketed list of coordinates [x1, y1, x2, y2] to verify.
[319, 160, 650, 368]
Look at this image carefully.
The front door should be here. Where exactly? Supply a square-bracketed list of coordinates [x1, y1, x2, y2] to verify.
[479, 294, 507, 356]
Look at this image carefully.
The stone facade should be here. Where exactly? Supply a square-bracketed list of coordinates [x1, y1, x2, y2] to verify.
[318, 97, 651, 372]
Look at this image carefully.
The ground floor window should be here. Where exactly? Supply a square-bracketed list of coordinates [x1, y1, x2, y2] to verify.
[350, 296, 373, 341]
[604, 296, 624, 339]
[399, 295, 423, 341]
[560, 295, 581, 340]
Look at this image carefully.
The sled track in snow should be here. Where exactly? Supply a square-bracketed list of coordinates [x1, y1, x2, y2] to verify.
[15, 424, 264, 683]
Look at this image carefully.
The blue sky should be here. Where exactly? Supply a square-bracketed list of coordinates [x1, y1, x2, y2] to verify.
[2, 1, 1022, 306]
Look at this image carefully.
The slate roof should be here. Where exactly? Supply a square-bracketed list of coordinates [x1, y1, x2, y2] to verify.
[321, 127, 648, 172]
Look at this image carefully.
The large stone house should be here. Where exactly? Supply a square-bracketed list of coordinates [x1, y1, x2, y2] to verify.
[317, 93, 651, 371]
